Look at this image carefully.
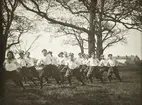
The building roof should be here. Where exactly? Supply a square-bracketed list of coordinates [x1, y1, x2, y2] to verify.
[114, 55, 140, 62]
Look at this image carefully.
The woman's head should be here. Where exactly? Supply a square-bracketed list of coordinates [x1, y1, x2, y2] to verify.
[78, 53, 82, 58]
[48, 51, 53, 56]
[19, 51, 24, 58]
[58, 52, 64, 57]
[25, 52, 30, 57]
[58, 53, 61, 57]
[63, 51, 68, 58]
[42, 49, 47, 56]
[100, 54, 105, 59]
[7, 51, 15, 59]
[108, 54, 113, 59]
[69, 53, 74, 60]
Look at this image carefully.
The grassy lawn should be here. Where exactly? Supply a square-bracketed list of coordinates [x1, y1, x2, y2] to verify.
[4, 66, 141, 105]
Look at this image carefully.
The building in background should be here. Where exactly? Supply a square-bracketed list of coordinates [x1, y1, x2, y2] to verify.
[115, 55, 141, 66]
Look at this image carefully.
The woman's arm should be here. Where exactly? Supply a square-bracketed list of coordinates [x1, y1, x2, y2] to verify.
[3, 60, 6, 67]
[36, 58, 43, 66]
[14, 59, 21, 68]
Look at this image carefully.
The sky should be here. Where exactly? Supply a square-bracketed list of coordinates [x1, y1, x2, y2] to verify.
[14, 5, 142, 59]
[104, 30, 142, 58]
[21, 29, 142, 59]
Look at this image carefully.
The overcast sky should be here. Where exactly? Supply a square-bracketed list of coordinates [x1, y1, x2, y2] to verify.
[15, 6, 142, 59]
[21, 29, 142, 59]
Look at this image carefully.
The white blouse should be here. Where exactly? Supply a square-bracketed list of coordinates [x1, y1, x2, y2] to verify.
[99, 59, 107, 67]
[87, 58, 99, 66]
[4, 59, 20, 71]
[75, 57, 84, 66]
[51, 57, 58, 66]
[67, 60, 78, 69]
[17, 58, 27, 67]
[63, 57, 69, 65]
[82, 59, 89, 66]
[37, 54, 52, 65]
[57, 57, 65, 65]
[25, 57, 35, 67]
[107, 58, 118, 67]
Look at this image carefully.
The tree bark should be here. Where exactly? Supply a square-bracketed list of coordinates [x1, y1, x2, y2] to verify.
[88, 32, 95, 56]
[96, 35, 103, 58]
[96, 0, 104, 58]
[80, 46, 84, 54]
[88, 0, 96, 56]
[96, 11, 103, 58]
[0, 0, 6, 104]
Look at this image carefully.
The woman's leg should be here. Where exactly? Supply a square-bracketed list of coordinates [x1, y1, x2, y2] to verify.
[87, 66, 94, 84]
[73, 68, 85, 85]
[65, 69, 72, 85]
[113, 66, 122, 82]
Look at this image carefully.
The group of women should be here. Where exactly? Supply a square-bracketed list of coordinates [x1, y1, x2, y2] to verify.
[3, 49, 122, 90]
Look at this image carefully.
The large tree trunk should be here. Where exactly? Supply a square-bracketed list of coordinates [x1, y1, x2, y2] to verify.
[97, 35, 103, 58]
[96, 0, 104, 59]
[88, 0, 98, 56]
[0, 38, 6, 105]
[88, 32, 95, 56]
[96, 18, 103, 59]
[88, 3, 96, 56]
[0, 0, 6, 104]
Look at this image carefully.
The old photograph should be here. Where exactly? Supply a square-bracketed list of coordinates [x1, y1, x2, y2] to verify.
[0, 0, 142, 105]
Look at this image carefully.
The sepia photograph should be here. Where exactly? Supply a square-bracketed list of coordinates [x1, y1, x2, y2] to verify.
[0, 0, 142, 105]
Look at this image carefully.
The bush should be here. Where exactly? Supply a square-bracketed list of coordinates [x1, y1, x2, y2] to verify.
[135, 60, 142, 66]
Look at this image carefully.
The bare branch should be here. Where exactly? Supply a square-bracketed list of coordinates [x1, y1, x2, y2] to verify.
[25, 35, 41, 53]
[56, 0, 89, 14]
[103, 36, 125, 51]
[18, 0, 90, 33]
[6, 31, 22, 49]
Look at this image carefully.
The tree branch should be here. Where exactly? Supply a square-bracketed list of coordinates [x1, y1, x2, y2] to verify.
[6, 31, 22, 49]
[25, 35, 41, 53]
[56, 0, 89, 14]
[103, 36, 124, 51]
[18, 0, 90, 34]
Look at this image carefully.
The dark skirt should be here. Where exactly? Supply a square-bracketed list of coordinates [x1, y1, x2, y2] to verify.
[5, 70, 22, 81]
[40, 64, 61, 80]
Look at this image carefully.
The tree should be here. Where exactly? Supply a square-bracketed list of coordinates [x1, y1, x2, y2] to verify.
[54, 26, 88, 54]
[18, 0, 142, 57]
[18, 0, 93, 54]
[6, 15, 34, 50]
[92, 0, 141, 57]
[0, 0, 5, 103]
[81, 0, 142, 57]
[0, 0, 19, 102]
[0, 0, 18, 66]
[0, 0, 34, 102]
[0, 0, 34, 59]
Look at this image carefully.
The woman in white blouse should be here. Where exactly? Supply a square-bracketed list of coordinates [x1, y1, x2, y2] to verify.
[4, 51, 25, 90]
[65, 53, 85, 86]
[107, 54, 122, 82]
[57, 52, 68, 83]
[4, 52, 20, 72]
[86, 53, 99, 84]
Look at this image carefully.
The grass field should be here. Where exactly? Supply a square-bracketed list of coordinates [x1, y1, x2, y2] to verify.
[4, 66, 141, 105]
